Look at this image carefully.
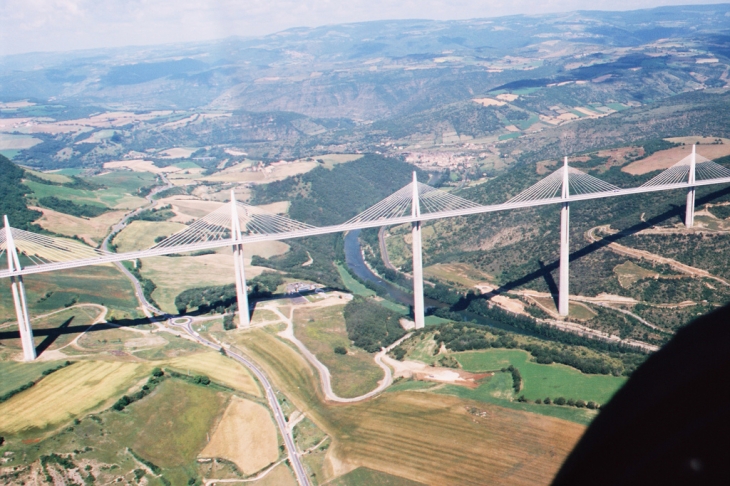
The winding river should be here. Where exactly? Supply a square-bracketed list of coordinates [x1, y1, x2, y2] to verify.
[343, 229, 533, 335]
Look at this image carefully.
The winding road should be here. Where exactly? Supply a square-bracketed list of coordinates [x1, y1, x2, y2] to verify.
[268, 304, 408, 403]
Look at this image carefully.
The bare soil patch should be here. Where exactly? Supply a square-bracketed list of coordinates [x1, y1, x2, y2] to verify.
[199, 397, 279, 474]
[623, 143, 730, 175]
[33, 206, 126, 246]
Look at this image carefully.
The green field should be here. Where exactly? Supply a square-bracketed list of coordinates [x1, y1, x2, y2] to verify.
[113, 220, 186, 253]
[511, 114, 540, 130]
[292, 304, 384, 398]
[336, 263, 375, 297]
[0, 372, 232, 485]
[25, 170, 153, 209]
[498, 132, 520, 141]
[0, 265, 139, 321]
[454, 348, 626, 404]
[335, 263, 409, 314]
[330, 467, 426, 486]
[0, 149, 19, 159]
[0, 360, 68, 396]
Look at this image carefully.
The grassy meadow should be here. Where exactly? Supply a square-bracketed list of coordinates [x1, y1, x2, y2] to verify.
[112, 220, 187, 253]
[167, 351, 261, 396]
[0, 360, 70, 396]
[0, 360, 150, 436]
[292, 304, 384, 398]
[455, 348, 626, 404]
[0, 265, 139, 322]
[0, 306, 103, 359]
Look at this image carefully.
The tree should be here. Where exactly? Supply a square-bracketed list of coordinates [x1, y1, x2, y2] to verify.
[544, 397, 551, 405]
[576, 399, 586, 408]
[555, 397, 566, 406]
[334, 346, 347, 355]
[587, 401, 597, 409]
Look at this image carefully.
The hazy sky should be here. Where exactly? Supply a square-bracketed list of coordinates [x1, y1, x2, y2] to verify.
[0, 1, 727, 56]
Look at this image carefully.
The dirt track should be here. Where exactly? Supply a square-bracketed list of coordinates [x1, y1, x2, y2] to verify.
[585, 225, 730, 287]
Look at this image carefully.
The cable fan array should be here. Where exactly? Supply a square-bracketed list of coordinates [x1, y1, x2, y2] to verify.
[0, 228, 109, 267]
[152, 202, 316, 250]
[506, 166, 619, 204]
[343, 181, 482, 225]
[0, 231, 6, 263]
[640, 153, 730, 187]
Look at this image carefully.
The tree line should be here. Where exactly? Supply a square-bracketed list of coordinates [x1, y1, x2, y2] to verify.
[343, 296, 406, 353]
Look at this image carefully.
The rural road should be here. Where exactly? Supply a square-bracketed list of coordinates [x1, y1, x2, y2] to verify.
[170, 317, 311, 486]
[378, 226, 397, 271]
[269, 304, 408, 403]
[586, 225, 730, 287]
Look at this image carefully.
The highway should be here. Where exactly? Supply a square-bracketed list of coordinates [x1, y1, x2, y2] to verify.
[170, 317, 311, 486]
[98, 176, 311, 486]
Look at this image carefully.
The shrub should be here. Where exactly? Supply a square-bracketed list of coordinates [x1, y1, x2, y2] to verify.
[535, 398, 542, 404]
[576, 399, 586, 408]
[544, 397, 551, 405]
[334, 346, 347, 355]
[587, 401, 597, 410]
[567, 398, 576, 406]
[555, 397, 566, 406]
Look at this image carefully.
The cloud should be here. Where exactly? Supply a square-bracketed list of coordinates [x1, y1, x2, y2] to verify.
[0, 0, 726, 56]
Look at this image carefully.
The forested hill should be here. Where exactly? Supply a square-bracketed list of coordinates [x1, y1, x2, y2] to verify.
[252, 154, 426, 226]
[0, 155, 40, 231]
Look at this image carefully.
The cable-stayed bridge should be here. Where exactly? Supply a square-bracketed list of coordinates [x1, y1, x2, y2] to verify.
[3, 145, 730, 361]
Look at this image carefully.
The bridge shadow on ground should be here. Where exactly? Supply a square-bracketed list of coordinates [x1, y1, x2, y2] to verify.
[0, 316, 154, 357]
[454, 184, 730, 309]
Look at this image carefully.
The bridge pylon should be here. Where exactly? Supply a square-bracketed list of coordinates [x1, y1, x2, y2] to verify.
[3, 216, 36, 361]
[411, 172, 425, 329]
[685, 144, 696, 228]
[230, 192, 250, 328]
[559, 158, 570, 317]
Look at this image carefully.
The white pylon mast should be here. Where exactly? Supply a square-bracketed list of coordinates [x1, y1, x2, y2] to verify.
[558, 157, 570, 317]
[685, 144, 696, 228]
[4, 216, 36, 361]
[411, 172, 425, 329]
[230, 191, 250, 328]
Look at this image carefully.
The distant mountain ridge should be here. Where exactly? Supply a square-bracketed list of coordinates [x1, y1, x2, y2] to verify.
[1, 4, 729, 119]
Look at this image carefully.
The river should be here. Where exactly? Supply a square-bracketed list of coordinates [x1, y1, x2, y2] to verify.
[343, 229, 533, 335]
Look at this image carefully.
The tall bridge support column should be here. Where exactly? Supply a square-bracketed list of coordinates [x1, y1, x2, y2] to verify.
[4, 216, 36, 361]
[558, 158, 570, 317]
[685, 144, 696, 228]
[230, 192, 250, 328]
[411, 172, 425, 329]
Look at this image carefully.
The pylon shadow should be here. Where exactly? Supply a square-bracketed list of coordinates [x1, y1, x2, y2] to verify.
[474, 184, 730, 304]
[0, 316, 154, 357]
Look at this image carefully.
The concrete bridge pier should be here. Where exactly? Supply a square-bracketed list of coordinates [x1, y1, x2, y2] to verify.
[559, 158, 570, 317]
[685, 144, 696, 228]
[4, 216, 36, 361]
[230, 192, 250, 328]
[411, 172, 425, 329]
